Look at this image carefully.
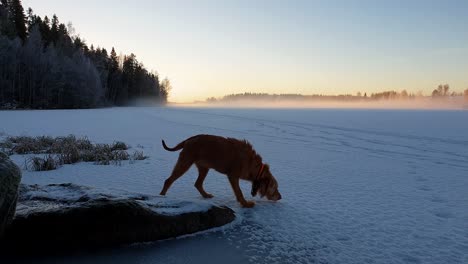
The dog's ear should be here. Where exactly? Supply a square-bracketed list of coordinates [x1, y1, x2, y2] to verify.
[251, 180, 260, 197]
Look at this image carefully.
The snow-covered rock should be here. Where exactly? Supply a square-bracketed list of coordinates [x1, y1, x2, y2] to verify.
[0, 183, 235, 254]
[0, 152, 22, 238]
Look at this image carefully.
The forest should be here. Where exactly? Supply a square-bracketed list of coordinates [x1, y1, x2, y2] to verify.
[0, 0, 170, 109]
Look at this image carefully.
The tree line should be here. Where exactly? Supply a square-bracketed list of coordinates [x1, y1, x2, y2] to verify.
[0, 0, 170, 109]
[208, 85, 468, 103]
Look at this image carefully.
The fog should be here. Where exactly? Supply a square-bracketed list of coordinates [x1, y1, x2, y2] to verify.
[175, 97, 468, 110]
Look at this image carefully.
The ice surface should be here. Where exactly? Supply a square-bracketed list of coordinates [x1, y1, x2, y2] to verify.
[1, 107, 467, 264]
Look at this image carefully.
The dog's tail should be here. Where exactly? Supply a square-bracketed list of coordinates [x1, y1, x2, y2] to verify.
[162, 135, 203, 152]
[161, 139, 185, 152]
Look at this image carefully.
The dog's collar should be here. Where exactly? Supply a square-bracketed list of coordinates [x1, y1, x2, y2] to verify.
[256, 163, 265, 180]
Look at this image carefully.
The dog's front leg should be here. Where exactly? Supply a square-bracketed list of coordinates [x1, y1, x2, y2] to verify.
[227, 176, 255, 208]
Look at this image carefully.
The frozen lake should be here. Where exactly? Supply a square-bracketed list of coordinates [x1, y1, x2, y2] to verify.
[1, 107, 468, 264]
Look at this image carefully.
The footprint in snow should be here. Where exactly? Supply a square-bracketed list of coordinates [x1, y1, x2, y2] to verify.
[415, 176, 428, 182]
[430, 196, 447, 203]
[417, 186, 432, 191]
[433, 209, 454, 219]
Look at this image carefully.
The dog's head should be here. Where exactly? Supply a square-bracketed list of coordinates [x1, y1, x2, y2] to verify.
[251, 164, 282, 201]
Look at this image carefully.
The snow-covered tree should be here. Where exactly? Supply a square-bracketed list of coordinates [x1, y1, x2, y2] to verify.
[0, 2, 168, 109]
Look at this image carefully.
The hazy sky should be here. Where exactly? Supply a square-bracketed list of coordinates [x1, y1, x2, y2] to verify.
[22, 0, 468, 102]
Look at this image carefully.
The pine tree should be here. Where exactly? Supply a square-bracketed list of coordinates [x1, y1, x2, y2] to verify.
[9, 0, 27, 41]
[40, 16, 51, 46]
[50, 14, 58, 43]
[106, 47, 120, 103]
[26, 7, 33, 28]
[0, 1, 16, 38]
[123, 53, 137, 98]
[110, 47, 118, 70]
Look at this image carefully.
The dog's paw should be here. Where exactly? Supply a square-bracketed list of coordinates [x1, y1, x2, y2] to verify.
[202, 193, 214, 198]
[242, 201, 255, 208]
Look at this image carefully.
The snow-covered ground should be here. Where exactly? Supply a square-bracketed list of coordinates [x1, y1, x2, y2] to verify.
[1, 107, 467, 264]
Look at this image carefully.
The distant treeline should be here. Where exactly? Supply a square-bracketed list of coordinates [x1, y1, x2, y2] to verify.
[0, 0, 170, 109]
[207, 85, 468, 103]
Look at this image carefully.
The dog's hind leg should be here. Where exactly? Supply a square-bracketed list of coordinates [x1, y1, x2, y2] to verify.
[195, 164, 213, 198]
[160, 153, 193, 196]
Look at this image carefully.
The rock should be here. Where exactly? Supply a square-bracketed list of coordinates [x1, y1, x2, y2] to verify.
[0, 183, 235, 254]
[0, 152, 22, 238]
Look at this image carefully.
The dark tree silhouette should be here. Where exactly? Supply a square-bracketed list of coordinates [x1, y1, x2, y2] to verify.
[0, 2, 169, 109]
[401, 90, 408, 98]
[9, 0, 27, 41]
[443, 84, 450, 96]
[160, 78, 172, 100]
[433, 84, 450, 97]
[50, 14, 59, 44]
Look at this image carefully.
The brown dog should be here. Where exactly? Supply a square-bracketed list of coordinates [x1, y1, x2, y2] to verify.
[159, 134, 281, 208]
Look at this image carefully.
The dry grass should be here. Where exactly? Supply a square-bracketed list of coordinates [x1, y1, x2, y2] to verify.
[0, 140, 14, 155]
[1, 135, 148, 171]
[27, 155, 59, 171]
[111, 141, 128, 151]
[131, 150, 148, 161]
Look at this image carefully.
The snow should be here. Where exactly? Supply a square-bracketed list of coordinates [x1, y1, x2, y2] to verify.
[1, 106, 467, 264]
[17, 183, 215, 216]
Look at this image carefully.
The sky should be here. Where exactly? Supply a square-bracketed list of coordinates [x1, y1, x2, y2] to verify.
[22, 0, 468, 102]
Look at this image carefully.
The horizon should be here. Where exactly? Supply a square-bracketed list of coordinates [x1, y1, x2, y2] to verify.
[22, 0, 468, 103]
